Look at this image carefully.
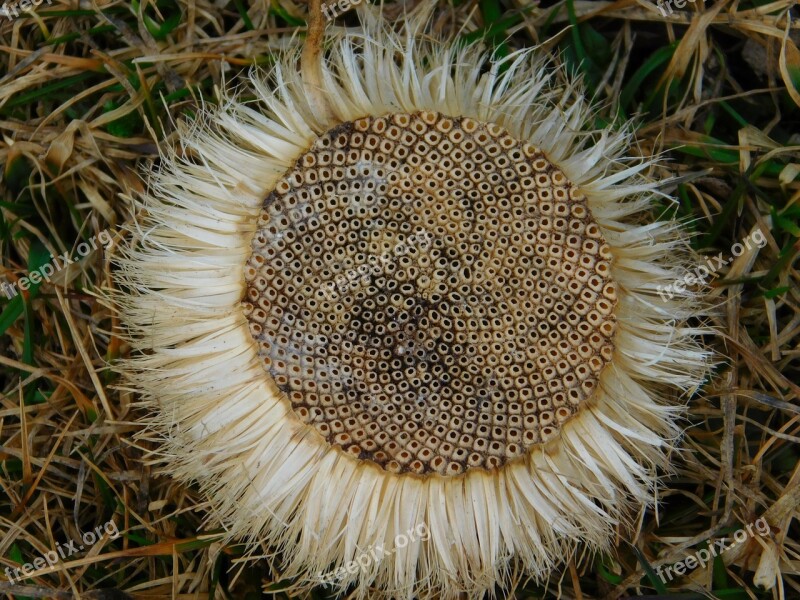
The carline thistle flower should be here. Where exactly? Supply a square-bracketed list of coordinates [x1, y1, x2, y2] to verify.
[113, 5, 711, 598]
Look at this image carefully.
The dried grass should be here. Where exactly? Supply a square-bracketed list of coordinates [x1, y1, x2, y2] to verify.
[1, 0, 799, 598]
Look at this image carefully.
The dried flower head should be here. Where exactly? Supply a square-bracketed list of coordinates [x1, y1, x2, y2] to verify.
[114, 7, 710, 599]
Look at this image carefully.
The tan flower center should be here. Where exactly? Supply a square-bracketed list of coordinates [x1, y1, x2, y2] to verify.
[243, 111, 617, 476]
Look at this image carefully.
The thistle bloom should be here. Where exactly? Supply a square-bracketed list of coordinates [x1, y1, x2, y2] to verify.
[115, 7, 709, 599]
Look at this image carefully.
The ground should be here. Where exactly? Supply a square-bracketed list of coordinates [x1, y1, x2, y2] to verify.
[0, 0, 799, 598]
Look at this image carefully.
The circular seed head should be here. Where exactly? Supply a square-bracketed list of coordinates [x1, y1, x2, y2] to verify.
[243, 113, 617, 476]
[114, 10, 711, 600]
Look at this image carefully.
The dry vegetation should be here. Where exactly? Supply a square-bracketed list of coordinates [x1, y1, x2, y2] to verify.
[1, 0, 799, 598]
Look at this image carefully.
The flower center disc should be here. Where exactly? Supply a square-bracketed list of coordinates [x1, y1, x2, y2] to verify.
[243, 111, 618, 476]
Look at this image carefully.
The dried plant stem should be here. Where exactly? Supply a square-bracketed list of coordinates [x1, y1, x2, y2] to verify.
[302, 0, 333, 124]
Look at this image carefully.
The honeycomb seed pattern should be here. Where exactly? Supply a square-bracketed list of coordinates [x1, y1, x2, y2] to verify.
[242, 112, 618, 477]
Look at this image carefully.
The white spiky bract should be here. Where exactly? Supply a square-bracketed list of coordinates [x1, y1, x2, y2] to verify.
[114, 7, 710, 599]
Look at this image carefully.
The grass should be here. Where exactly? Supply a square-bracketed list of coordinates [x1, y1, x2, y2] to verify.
[1, 0, 799, 598]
